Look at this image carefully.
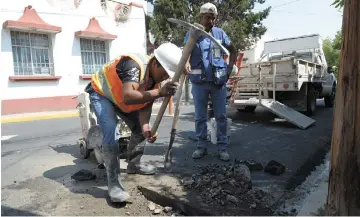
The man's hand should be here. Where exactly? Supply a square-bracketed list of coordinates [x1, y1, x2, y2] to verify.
[184, 62, 191, 75]
[159, 81, 179, 97]
[142, 124, 158, 143]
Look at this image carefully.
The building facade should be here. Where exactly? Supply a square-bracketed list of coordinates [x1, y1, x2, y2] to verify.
[0, 0, 148, 115]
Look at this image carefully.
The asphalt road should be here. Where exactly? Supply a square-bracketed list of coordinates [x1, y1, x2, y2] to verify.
[1, 100, 333, 215]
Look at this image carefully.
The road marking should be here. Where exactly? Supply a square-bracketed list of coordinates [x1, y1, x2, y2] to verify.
[1, 112, 79, 124]
[1, 135, 18, 141]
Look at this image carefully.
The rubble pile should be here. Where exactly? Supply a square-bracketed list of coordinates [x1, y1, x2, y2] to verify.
[181, 163, 273, 208]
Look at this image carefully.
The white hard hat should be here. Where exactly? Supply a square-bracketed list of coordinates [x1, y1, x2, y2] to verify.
[154, 43, 182, 78]
[200, 2, 218, 16]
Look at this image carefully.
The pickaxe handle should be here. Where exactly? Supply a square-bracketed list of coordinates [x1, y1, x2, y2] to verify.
[150, 36, 197, 135]
[171, 74, 187, 130]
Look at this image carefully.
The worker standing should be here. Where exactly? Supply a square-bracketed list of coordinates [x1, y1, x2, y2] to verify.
[84, 43, 183, 203]
[184, 2, 237, 161]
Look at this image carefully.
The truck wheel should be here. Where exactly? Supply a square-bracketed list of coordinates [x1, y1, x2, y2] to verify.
[324, 83, 336, 107]
[306, 84, 317, 116]
[79, 139, 91, 159]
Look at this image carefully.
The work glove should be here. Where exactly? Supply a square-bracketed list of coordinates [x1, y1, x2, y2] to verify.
[142, 124, 158, 143]
[159, 81, 179, 97]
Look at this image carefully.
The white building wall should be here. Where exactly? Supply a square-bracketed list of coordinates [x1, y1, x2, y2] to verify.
[0, 0, 147, 101]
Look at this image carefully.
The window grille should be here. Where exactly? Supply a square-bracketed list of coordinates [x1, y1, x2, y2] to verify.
[80, 38, 108, 75]
[11, 31, 54, 76]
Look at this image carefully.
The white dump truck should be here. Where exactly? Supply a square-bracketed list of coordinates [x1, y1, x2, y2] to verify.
[229, 34, 337, 129]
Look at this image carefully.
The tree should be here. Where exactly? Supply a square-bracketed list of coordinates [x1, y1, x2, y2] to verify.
[149, 0, 270, 51]
[325, 0, 360, 215]
[322, 30, 342, 76]
[331, 0, 344, 8]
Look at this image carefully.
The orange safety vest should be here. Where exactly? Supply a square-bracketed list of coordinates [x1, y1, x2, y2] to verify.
[90, 53, 159, 113]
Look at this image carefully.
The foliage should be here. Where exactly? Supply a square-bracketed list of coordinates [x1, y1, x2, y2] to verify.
[331, 0, 344, 8]
[322, 30, 342, 76]
[148, 0, 270, 51]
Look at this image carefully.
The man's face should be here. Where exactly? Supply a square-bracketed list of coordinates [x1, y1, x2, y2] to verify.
[200, 13, 216, 31]
[150, 60, 169, 83]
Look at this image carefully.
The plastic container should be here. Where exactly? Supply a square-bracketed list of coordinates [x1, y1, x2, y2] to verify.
[209, 117, 232, 145]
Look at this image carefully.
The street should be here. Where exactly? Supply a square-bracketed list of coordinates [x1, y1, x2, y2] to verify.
[1, 100, 333, 215]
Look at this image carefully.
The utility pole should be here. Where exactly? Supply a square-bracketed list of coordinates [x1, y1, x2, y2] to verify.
[325, 0, 360, 215]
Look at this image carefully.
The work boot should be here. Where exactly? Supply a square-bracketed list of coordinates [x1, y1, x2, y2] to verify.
[218, 150, 230, 162]
[126, 133, 156, 175]
[192, 147, 207, 159]
[103, 145, 130, 203]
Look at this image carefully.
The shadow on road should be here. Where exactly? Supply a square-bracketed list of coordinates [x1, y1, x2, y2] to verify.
[1, 205, 39, 216]
[44, 143, 112, 201]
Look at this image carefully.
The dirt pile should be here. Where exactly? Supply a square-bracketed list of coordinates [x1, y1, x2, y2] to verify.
[181, 163, 274, 210]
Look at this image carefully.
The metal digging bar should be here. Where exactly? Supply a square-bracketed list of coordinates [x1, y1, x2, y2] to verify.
[163, 74, 187, 172]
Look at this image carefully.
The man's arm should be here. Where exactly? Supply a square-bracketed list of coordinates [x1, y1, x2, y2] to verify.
[118, 58, 162, 105]
[184, 31, 192, 74]
[138, 101, 153, 132]
[222, 30, 237, 72]
[123, 82, 161, 105]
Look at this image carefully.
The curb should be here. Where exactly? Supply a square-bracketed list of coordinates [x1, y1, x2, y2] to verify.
[1, 111, 79, 124]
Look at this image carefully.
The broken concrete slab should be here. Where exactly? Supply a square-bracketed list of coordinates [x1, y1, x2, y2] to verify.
[138, 185, 212, 216]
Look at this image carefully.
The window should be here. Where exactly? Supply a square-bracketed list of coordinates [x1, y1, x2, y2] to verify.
[11, 31, 54, 76]
[80, 38, 108, 75]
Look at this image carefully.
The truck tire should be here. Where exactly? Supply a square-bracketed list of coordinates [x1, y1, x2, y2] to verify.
[324, 83, 336, 107]
[306, 84, 317, 116]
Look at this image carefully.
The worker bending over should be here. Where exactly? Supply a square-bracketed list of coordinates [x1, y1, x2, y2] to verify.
[184, 2, 237, 161]
[84, 43, 182, 203]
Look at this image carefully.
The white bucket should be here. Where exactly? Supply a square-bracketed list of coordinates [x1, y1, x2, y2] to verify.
[209, 117, 232, 145]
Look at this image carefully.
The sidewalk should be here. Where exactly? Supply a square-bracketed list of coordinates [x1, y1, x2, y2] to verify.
[1, 101, 193, 124]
